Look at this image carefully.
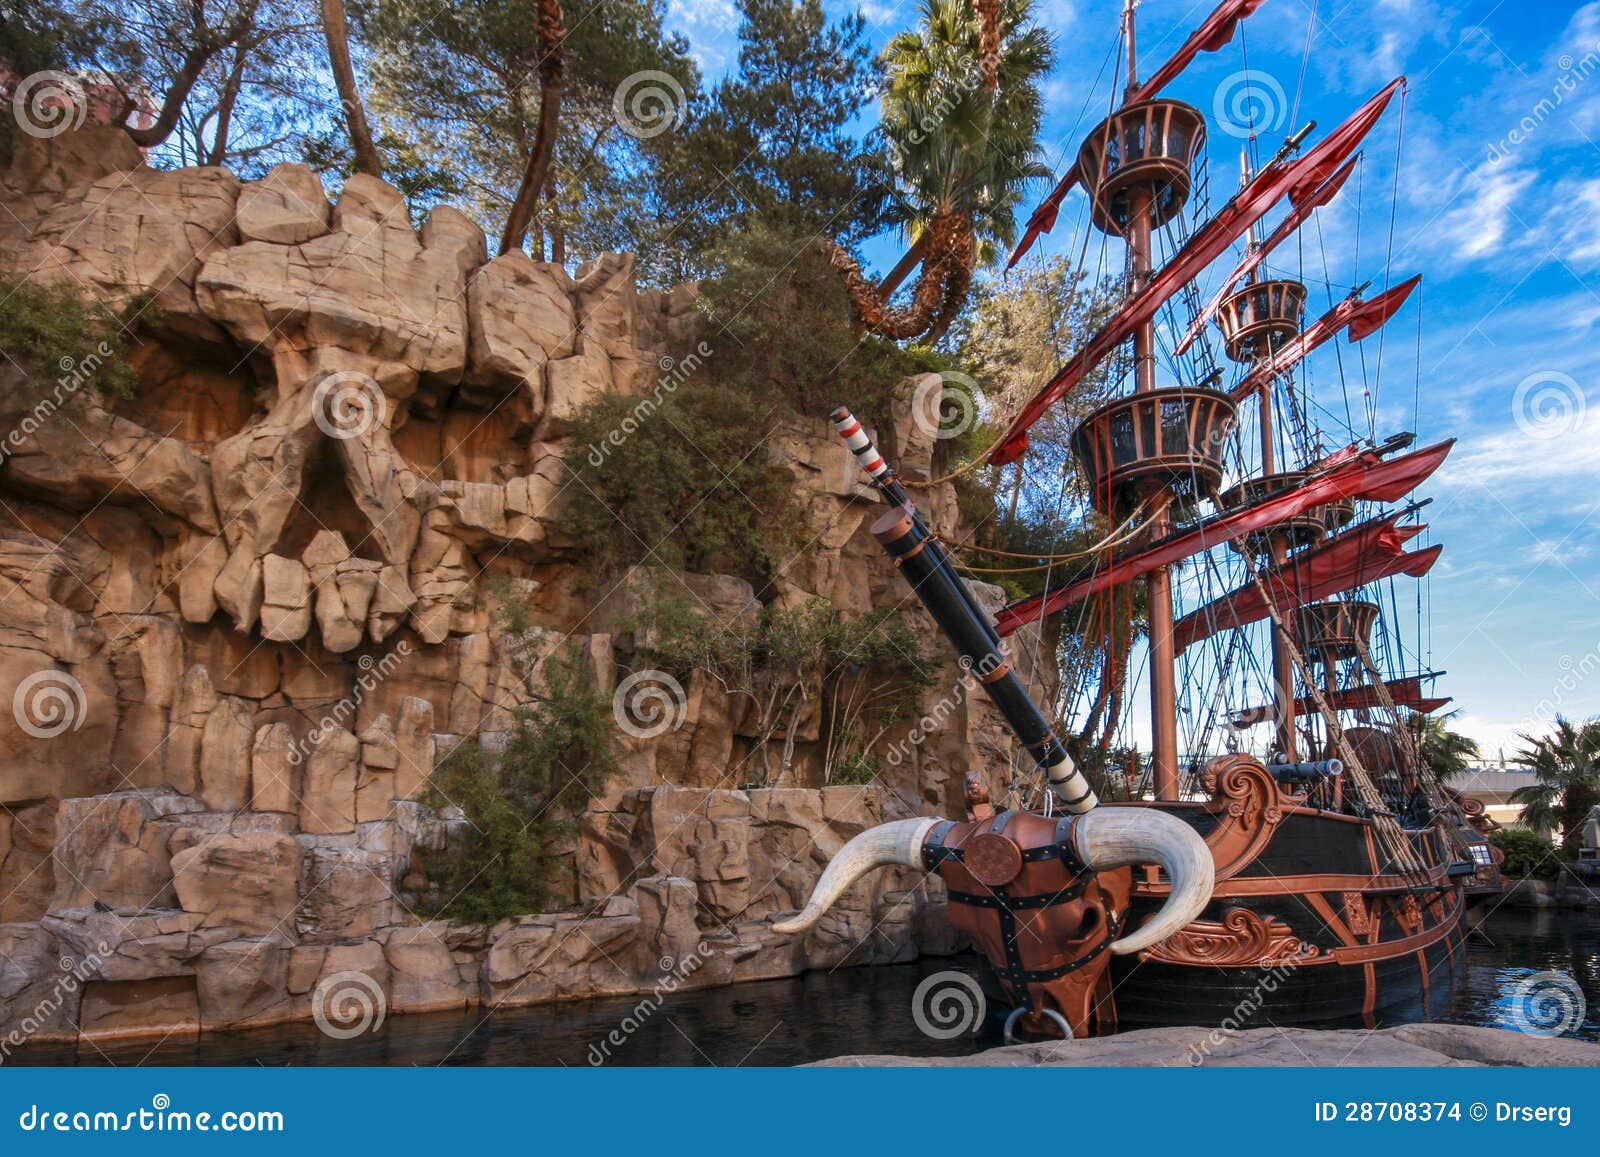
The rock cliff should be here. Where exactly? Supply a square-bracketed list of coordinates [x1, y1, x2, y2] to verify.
[0, 128, 1044, 1046]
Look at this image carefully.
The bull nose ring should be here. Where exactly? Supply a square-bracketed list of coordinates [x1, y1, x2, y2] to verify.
[964, 831, 1024, 886]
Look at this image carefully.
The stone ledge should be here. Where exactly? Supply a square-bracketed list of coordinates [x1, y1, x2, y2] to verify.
[810, 1023, 1600, 1067]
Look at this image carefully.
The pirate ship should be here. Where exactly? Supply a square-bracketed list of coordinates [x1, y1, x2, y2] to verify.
[774, 0, 1502, 1038]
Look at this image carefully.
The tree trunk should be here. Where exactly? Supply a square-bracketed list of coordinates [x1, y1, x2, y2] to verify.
[545, 177, 565, 264]
[320, 0, 382, 177]
[974, 0, 1001, 92]
[124, 45, 220, 148]
[877, 229, 932, 296]
[499, 0, 566, 255]
[206, 43, 250, 167]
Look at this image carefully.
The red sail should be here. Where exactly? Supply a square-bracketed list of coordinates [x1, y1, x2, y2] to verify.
[991, 438, 1453, 636]
[1229, 274, 1421, 401]
[1130, 0, 1273, 104]
[1174, 156, 1358, 356]
[1172, 514, 1439, 651]
[990, 80, 1405, 467]
[1007, 0, 1273, 269]
[1228, 676, 1450, 726]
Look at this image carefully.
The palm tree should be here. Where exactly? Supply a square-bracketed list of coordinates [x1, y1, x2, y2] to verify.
[825, 0, 1053, 343]
[1510, 715, 1600, 855]
[1403, 710, 1480, 782]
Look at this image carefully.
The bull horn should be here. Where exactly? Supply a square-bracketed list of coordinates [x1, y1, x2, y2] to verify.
[771, 817, 941, 935]
[1072, 808, 1215, 955]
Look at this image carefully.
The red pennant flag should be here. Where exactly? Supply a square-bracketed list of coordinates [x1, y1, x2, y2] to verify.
[1131, 0, 1274, 104]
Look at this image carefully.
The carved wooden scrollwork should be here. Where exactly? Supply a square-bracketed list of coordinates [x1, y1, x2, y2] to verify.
[1341, 891, 1372, 937]
[1139, 907, 1322, 967]
[1196, 754, 1299, 880]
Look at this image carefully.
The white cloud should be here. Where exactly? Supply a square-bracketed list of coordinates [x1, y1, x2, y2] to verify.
[1434, 165, 1536, 262]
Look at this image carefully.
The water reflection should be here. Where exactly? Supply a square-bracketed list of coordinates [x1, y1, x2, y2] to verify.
[19, 907, 1600, 1066]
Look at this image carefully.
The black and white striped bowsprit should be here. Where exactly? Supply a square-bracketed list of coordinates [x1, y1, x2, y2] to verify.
[831, 406, 1098, 813]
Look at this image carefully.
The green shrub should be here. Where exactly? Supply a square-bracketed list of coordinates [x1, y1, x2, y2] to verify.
[622, 584, 937, 787]
[695, 219, 956, 426]
[1490, 827, 1563, 879]
[560, 377, 803, 583]
[0, 271, 140, 414]
[419, 656, 618, 922]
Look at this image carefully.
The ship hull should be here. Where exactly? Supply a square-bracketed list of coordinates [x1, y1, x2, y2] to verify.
[1098, 759, 1480, 1029]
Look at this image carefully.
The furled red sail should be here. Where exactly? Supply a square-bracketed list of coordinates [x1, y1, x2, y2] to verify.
[1006, 0, 1274, 269]
[991, 438, 1453, 636]
[1174, 156, 1358, 356]
[1228, 274, 1421, 401]
[1228, 676, 1449, 726]
[1129, 0, 1273, 104]
[1171, 513, 1440, 652]
[989, 80, 1406, 467]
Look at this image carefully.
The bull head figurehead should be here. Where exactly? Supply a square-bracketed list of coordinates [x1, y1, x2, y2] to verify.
[771, 807, 1214, 1037]
[770, 808, 1212, 955]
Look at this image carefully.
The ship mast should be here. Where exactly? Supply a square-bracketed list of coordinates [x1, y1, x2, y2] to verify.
[1121, 0, 1183, 800]
[1239, 148, 1299, 763]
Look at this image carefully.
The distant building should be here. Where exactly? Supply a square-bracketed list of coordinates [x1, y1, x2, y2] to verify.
[1453, 765, 1538, 829]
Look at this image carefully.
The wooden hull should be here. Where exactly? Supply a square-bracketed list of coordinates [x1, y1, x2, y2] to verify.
[1101, 757, 1477, 1028]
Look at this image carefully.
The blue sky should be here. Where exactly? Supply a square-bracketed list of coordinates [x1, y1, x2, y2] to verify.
[665, 0, 1600, 756]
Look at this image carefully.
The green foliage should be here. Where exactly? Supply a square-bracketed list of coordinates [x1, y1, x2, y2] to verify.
[1404, 710, 1480, 782]
[697, 219, 955, 423]
[646, 0, 884, 279]
[0, 271, 140, 414]
[363, 0, 697, 253]
[420, 656, 618, 922]
[877, 0, 1054, 262]
[1511, 715, 1600, 853]
[623, 585, 937, 787]
[558, 375, 801, 583]
[1490, 827, 1563, 879]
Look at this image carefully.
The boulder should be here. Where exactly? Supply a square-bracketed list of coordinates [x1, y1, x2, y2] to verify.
[170, 832, 300, 937]
[300, 726, 359, 835]
[235, 163, 331, 245]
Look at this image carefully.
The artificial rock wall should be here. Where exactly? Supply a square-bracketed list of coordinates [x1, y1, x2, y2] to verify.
[0, 127, 1043, 1046]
